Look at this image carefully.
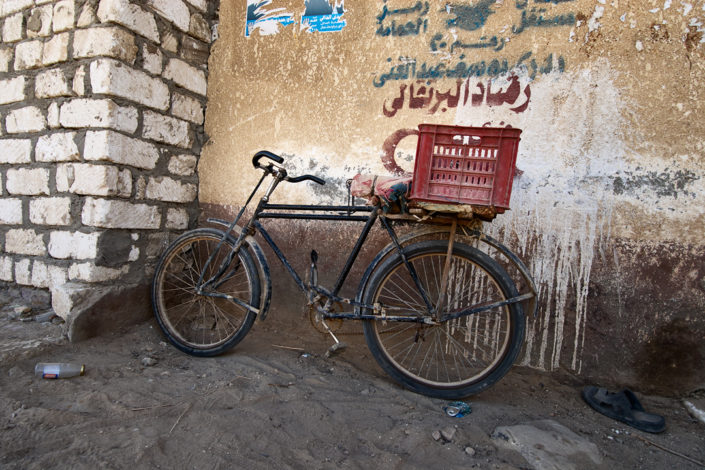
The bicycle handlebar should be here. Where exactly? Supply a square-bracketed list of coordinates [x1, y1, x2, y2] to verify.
[288, 174, 326, 185]
[252, 150, 283, 167]
[252, 150, 326, 186]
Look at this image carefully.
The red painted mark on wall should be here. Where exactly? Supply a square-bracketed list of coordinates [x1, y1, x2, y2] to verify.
[383, 75, 531, 117]
[381, 128, 418, 176]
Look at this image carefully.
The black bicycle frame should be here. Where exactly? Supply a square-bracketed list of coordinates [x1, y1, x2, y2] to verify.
[197, 163, 529, 325]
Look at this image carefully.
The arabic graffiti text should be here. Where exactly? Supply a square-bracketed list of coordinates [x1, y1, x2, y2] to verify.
[382, 76, 531, 117]
[373, 52, 565, 88]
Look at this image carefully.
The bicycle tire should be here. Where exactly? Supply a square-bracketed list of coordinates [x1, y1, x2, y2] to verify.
[362, 240, 524, 399]
[151, 228, 261, 356]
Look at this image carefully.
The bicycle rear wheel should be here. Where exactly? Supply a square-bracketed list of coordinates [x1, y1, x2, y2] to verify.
[362, 240, 524, 399]
[152, 228, 261, 356]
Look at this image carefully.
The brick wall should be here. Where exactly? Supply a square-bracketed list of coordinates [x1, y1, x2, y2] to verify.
[0, 0, 215, 334]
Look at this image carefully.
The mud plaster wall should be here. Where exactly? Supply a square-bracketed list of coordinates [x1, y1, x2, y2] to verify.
[200, 0, 705, 394]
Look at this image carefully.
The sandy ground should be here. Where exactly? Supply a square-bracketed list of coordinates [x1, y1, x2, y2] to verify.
[1, 309, 703, 470]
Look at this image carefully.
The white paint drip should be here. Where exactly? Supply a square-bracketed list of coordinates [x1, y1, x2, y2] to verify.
[459, 61, 625, 372]
[486, 183, 608, 373]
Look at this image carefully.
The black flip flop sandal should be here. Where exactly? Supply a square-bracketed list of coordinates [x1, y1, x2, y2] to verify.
[582, 386, 666, 433]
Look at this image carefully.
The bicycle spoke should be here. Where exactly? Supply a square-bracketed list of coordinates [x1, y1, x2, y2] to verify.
[154, 230, 259, 352]
[365, 243, 519, 392]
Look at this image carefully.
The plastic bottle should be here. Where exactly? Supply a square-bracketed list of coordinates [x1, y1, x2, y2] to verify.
[35, 363, 85, 379]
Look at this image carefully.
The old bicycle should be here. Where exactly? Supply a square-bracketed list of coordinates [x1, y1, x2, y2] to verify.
[152, 127, 537, 399]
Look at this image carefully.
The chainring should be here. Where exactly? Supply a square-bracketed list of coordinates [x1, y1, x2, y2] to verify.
[308, 302, 345, 335]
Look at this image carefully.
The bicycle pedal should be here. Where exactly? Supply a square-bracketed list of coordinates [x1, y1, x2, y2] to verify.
[324, 341, 347, 358]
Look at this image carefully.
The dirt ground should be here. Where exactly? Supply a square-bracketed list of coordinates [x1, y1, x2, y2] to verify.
[1, 308, 703, 470]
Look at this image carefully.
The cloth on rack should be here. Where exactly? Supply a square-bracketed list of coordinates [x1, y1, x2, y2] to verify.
[350, 174, 412, 213]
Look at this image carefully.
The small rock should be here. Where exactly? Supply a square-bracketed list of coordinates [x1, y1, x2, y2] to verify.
[14, 305, 32, 315]
[33, 311, 56, 323]
[432, 430, 442, 441]
[465, 446, 476, 456]
[141, 357, 158, 367]
[441, 426, 456, 442]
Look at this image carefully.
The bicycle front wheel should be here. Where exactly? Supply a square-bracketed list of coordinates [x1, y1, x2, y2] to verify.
[362, 240, 524, 399]
[152, 228, 261, 356]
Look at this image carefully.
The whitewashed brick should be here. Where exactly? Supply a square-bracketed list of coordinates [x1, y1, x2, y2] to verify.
[84, 130, 159, 169]
[6, 168, 50, 195]
[56, 163, 121, 196]
[30, 197, 72, 225]
[2, 13, 24, 43]
[53, 0, 75, 32]
[98, 0, 159, 42]
[36, 132, 79, 162]
[142, 43, 162, 75]
[118, 168, 132, 197]
[148, 0, 190, 32]
[31, 261, 49, 287]
[14, 40, 43, 70]
[47, 102, 60, 128]
[49, 231, 100, 259]
[77, 1, 97, 27]
[168, 154, 198, 176]
[143, 111, 192, 148]
[0, 139, 32, 163]
[90, 58, 169, 110]
[5, 106, 46, 133]
[31, 261, 68, 289]
[0, 198, 23, 224]
[166, 208, 189, 229]
[171, 92, 204, 124]
[73, 26, 138, 63]
[161, 30, 178, 53]
[0, 257, 13, 282]
[82, 197, 161, 229]
[27, 5, 53, 38]
[35, 68, 70, 98]
[0, 48, 12, 72]
[135, 176, 146, 198]
[60, 98, 138, 133]
[146, 176, 197, 203]
[0, 76, 26, 105]
[163, 58, 207, 96]
[6, 229, 46, 256]
[2, 0, 34, 17]
[129, 245, 139, 261]
[189, 13, 210, 43]
[72, 65, 86, 95]
[42, 32, 69, 65]
[15, 258, 31, 285]
[69, 261, 128, 282]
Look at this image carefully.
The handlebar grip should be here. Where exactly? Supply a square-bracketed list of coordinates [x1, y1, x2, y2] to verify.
[288, 174, 326, 185]
[252, 150, 284, 168]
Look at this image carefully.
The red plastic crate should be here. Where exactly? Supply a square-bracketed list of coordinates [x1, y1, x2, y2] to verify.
[410, 124, 522, 210]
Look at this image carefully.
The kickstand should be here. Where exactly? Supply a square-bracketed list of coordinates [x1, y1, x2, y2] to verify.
[320, 318, 347, 358]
